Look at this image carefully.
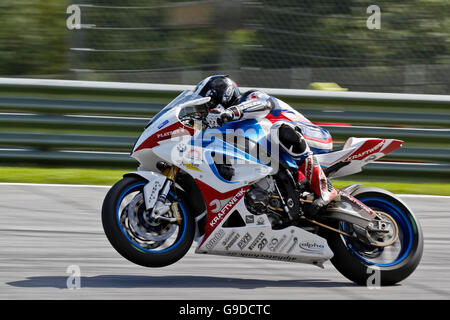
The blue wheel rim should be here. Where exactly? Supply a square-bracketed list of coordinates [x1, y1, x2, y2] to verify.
[343, 197, 414, 267]
[116, 182, 187, 253]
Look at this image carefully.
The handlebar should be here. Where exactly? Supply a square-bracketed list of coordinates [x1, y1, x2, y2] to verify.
[181, 108, 233, 129]
[220, 111, 233, 125]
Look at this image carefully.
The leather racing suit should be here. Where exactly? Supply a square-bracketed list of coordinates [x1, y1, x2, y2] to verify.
[205, 90, 338, 207]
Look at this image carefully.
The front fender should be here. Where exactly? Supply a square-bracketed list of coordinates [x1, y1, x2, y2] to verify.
[124, 170, 207, 240]
[123, 171, 167, 210]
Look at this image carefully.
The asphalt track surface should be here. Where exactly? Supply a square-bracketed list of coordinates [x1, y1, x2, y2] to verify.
[1, 183, 449, 300]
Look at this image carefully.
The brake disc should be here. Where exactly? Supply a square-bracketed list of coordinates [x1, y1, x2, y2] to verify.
[127, 193, 177, 242]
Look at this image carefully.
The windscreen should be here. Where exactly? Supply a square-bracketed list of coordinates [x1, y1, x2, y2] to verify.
[147, 90, 210, 127]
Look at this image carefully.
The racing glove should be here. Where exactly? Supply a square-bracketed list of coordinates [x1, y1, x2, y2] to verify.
[205, 107, 234, 127]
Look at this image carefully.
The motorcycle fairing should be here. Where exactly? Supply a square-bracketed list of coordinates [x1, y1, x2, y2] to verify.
[317, 137, 403, 179]
[128, 90, 403, 267]
[150, 133, 273, 192]
[140, 127, 334, 266]
[194, 186, 334, 267]
[198, 226, 334, 268]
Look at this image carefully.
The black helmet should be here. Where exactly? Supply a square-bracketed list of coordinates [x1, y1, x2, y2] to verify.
[194, 75, 240, 109]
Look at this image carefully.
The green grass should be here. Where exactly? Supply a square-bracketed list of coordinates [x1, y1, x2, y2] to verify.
[0, 167, 128, 186]
[0, 166, 449, 196]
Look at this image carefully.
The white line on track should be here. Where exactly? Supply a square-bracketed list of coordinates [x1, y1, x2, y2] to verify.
[397, 194, 450, 199]
[0, 182, 110, 188]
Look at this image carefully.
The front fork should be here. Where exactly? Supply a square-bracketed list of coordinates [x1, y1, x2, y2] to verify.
[150, 166, 181, 223]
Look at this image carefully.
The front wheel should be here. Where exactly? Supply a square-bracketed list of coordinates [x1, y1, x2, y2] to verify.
[102, 175, 195, 268]
[325, 187, 423, 286]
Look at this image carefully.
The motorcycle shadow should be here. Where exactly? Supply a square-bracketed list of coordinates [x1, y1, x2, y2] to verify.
[7, 275, 357, 289]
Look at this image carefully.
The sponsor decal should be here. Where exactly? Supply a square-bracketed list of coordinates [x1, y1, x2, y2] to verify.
[312, 156, 319, 166]
[209, 197, 233, 214]
[227, 252, 298, 262]
[156, 126, 191, 140]
[245, 215, 255, 224]
[256, 217, 265, 225]
[221, 231, 236, 247]
[338, 190, 374, 215]
[346, 140, 384, 161]
[237, 232, 253, 250]
[305, 157, 313, 182]
[319, 172, 328, 193]
[270, 235, 287, 252]
[275, 234, 287, 251]
[157, 119, 169, 129]
[209, 188, 246, 228]
[267, 237, 278, 252]
[257, 238, 268, 251]
[148, 181, 162, 204]
[177, 143, 186, 152]
[248, 232, 265, 251]
[280, 235, 293, 252]
[156, 131, 170, 139]
[225, 233, 240, 251]
[186, 148, 202, 162]
[205, 229, 225, 250]
[195, 181, 250, 246]
[134, 122, 194, 152]
[299, 241, 325, 252]
[222, 85, 234, 103]
[185, 164, 201, 171]
[177, 148, 202, 171]
[182, 161, 201, 172]
[287, 237, 298, 254]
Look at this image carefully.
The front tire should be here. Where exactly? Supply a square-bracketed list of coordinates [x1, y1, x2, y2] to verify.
[325, 187, 424, 286]
[102, 175, 195, 268]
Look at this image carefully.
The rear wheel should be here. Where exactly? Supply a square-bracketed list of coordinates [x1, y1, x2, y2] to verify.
[102, 175, 195, 268]
[325, 187, 423, 286]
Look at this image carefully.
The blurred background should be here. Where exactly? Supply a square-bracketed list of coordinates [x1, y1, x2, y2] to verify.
[0, 0, 449, 189]
[1, 1, 450, 302]
[0, 0, 449, 93]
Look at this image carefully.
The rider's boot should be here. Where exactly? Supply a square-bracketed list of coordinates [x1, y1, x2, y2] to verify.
[297, 153, 340, 216]
[275, 122, 339, 216]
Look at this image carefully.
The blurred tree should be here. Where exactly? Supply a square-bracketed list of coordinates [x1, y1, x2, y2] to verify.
[69, 0, 221, 77]
[0, 0, 448, 92]
[239, 0, 450, 69]
[0, 0, 69, 77]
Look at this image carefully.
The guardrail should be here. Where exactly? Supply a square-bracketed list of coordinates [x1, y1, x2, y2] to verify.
[0, 78, 449, 180]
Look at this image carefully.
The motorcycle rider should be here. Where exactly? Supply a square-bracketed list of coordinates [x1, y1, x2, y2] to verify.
[194, 74, 339, 214]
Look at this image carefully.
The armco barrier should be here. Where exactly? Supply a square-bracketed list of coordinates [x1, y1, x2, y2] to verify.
[0, 78, 449, 180]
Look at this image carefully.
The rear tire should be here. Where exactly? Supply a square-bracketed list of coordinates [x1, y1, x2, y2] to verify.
[325, 187, 423, 286]
[102, 175, 195, 268]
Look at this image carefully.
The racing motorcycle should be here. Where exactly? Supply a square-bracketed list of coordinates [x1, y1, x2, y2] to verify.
[101, 90, 423, 286]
